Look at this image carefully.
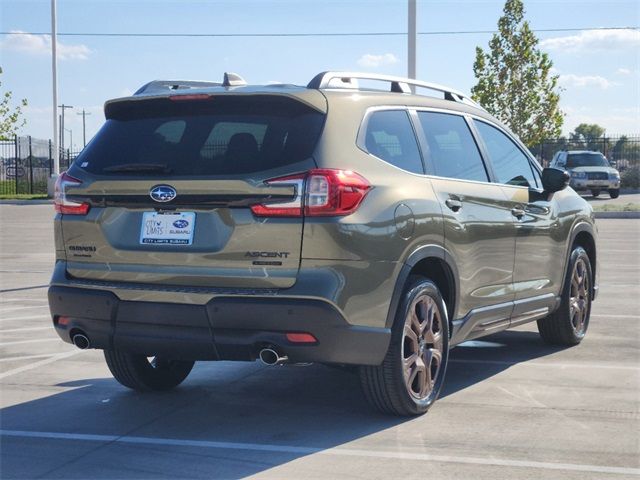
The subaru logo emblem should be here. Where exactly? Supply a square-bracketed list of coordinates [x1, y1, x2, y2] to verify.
[173, 219, 189, 228]
[150, 185, 177, 203]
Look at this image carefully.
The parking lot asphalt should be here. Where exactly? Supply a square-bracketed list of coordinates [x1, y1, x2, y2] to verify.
[583, 191, 640, 206]
[0, 204, 638, 479]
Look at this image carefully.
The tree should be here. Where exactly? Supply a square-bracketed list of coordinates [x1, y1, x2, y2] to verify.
[570, 123, 606, 151]
[471, 0, 563, 147]
[0, 67, 28, 140]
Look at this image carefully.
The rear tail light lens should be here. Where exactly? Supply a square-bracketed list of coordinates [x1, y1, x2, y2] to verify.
[54, 172, 90, 215]
[305, 169, 370, 216]
[250, 169, 371, 218]
[249, 173, 306, 217]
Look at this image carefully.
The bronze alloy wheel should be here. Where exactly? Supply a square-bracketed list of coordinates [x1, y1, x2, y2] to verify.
[537, 246, 592, 346]
[402, 294, 444, 400]
[570, 257, 590, 336]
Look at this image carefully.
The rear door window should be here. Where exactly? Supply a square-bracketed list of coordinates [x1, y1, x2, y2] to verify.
[416, 112, 488, 182]
[76, 96, 325, 176]
[362, 110, 424, 174]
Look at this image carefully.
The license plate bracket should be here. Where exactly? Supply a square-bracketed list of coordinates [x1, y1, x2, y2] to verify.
[139, 211, 196, 245]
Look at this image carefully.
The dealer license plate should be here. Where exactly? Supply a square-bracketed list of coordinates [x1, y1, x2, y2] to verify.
[140, 211, 196, 245]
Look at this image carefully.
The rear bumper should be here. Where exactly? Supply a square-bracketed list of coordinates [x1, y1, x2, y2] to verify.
[48, 285, 390, 365]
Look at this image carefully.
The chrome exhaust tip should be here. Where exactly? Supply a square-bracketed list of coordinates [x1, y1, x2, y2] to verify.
[258, 348, 288, 366]
[71, 333, 90, 350]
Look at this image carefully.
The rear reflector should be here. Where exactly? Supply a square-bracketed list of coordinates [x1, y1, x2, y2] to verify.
[54, 172, 90, 215]
[285, 332, 318, 344]
[56, 316, 70, 326]
[250, 169, 370, 218]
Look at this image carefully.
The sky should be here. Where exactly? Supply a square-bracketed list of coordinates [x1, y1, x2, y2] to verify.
[1, 0, 639, 150]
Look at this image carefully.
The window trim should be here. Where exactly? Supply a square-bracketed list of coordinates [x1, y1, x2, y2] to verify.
[356, 106, 427, 176]
[410, 107, 493, 185]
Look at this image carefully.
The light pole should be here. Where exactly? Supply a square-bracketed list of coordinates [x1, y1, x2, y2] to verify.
[51, 0, 59, 180]
[408, 0, 417, 85]
[58, 104, 73, 155]
[77, 109, 92, 148]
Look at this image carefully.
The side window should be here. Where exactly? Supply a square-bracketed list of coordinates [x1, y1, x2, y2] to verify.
[416, 112, 488, 182]
[475, 121, 538, 188]
[362, 110, 424, 174]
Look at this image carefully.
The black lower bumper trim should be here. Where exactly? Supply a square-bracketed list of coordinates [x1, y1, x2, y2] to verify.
[48, 286, 390, 366]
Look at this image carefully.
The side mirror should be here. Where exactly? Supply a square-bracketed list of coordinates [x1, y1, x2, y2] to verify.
[542, 167, 570, 193]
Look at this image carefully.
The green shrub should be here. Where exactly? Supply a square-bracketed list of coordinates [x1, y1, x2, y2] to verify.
[621, 167, 640, 189]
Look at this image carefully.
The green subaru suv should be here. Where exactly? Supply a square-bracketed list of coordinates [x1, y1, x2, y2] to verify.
[49, 72, 598, 416]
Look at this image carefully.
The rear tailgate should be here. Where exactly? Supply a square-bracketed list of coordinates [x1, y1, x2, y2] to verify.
[59, 93, 326, 289]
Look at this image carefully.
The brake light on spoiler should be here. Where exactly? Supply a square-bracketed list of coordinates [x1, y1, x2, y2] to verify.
[54, 172, 90, 215]
[250, 169, 371, 217]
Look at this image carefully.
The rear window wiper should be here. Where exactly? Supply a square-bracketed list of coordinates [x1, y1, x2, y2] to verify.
[103, 163, 173, 173]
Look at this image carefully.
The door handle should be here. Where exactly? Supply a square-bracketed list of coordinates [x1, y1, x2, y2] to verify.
[445, 198, 462, 212]
[511, 207, 525, 219]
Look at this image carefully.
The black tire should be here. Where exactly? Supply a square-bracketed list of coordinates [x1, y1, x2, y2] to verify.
[590, 189, 600, 197]
[537, 246, 592, 345]
[608, 189, 620, 199]
[359, 276, 449, 416]
[104, 350, 194, 391]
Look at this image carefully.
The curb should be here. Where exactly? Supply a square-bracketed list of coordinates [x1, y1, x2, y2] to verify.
[594, 211, 640, 219]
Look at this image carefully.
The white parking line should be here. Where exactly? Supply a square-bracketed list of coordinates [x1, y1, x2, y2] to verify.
[0, 326, 52, 333]
[0, 314, 51, 322]
[449, 358, 639, 371]
[0, 305, 48, 314]
[591, 313, 639, 319]
[1, 429, 637, 476]
[0, 298, 48, 304]
[0, 353, 62, 362]
[0, 338, 58, 347]
[0, 350, 81, 380]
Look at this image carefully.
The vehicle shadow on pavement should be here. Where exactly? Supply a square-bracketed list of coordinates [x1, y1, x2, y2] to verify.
[0, 329, 568, 479]
[442, 329, 567, 397]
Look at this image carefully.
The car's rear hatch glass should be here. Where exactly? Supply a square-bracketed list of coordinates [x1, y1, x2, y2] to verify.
[80, 95, 324, 176]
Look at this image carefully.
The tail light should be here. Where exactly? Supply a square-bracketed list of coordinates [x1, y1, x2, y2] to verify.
[54, 172, 90, 215]
[250, 169, 371, 217]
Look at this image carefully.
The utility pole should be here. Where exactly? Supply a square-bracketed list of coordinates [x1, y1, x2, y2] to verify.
[408, 0, 417, 87]
[77, 109, 91, 147]
[65, 128, 73, 155]
[58, 104, 73, 155]
[51, 0, 59, 176]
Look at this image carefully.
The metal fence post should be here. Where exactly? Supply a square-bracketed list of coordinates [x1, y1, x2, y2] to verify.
[14, 134, 19, 195]
[28, 135, 34, 194]
[48, 139, 53, 176]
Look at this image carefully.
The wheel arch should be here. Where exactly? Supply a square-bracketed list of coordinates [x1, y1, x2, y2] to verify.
[565, 221, 597, 296]
[385, 245, 459, 332]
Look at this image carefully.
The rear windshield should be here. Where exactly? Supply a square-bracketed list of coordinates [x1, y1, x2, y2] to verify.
[566, 153, 609, 168]
[76, 96, 325, 176]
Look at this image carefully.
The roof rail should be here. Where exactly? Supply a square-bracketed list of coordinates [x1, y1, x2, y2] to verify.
[307, 71, 482, 109]
[134, 80, 223, 95]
